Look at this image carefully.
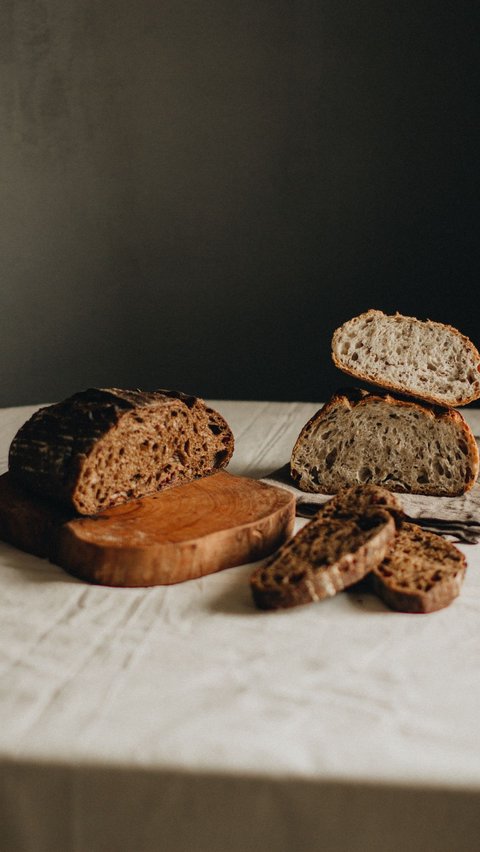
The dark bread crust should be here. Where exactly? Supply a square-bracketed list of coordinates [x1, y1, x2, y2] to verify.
[290, 388, 479, 496]
[331, 309, 480, 406]
[372, 521, 467, 613]
[8, 388, 234, 514]
[250, 495, 396, 610]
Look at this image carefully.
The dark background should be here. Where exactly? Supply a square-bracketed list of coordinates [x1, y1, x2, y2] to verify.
[1, 0, 479, 406]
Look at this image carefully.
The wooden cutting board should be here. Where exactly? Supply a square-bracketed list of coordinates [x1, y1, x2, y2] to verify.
[0, 471, 295, 587]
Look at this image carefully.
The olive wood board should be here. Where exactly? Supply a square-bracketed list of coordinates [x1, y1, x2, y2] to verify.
[0, 471, 295, 587]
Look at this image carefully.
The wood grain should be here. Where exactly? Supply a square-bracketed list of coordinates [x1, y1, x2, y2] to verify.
[0, 471, 295, 587]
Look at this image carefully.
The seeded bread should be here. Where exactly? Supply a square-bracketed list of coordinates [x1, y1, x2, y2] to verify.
[290, 388, 479, 497]
[8, 388, 234, 515]
[331, 309, 480, 407]
[372, 521, 466, 613]
[250, 486, 396, 610]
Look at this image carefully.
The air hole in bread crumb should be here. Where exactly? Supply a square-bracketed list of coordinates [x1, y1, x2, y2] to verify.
[417, 472, 429, 484]
[325, 448, 337, 469]
[357, 514, 381, 531]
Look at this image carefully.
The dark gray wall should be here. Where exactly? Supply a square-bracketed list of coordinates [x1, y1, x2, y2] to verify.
[1, 1, 479, 406]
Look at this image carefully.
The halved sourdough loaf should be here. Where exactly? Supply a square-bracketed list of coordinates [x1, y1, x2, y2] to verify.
[372, 521, 466, 613]
[8, 388, 234, 515]
[290, 388, 479, 496]
[331, 309, 480, 407]
[250, 486, 396, 610]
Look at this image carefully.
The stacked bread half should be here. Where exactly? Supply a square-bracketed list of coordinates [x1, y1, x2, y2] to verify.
[291, 310, 480, 497]
[252, 311, 479, 613]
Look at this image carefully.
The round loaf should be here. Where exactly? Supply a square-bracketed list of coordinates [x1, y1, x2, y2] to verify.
[8, 388, 234, 514]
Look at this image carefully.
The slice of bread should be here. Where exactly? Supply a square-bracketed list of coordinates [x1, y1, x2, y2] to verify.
[250, 486, 396, 610]
[8, 388, 234, 515]
[371, 521, 466, 613]
[331, 309, 480, 407]
[290, 388, 479, 496]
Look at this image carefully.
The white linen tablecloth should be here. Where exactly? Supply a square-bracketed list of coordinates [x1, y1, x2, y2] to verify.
[1, 401, 480, 852]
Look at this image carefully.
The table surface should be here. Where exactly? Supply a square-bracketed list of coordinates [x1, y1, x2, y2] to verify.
[1, 400, 480, 852]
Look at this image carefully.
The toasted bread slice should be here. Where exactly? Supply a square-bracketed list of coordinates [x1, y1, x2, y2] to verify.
[250, 485, 396, 610]
[372, 521, 467, 613]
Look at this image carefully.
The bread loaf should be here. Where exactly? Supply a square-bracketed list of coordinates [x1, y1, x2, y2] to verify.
[372, 521, 466, 613]
[8, 388, 234, 515]
[331, 309, 480, 407]
[290, 388, 479, 496]
[250, 485, 396, 610]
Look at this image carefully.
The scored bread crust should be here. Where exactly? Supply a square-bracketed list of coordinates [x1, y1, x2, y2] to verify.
[372, 521, 466, 613]
[250, 491, 396, 610]
[290, 388, 479, 496]
[8, 388, 234, 515]
[331, 309, 480, 407]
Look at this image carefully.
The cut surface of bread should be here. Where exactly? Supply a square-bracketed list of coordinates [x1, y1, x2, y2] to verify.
[290, 388, 479, 497]
[8, 388, 234, 515]
[331, 309, 480, 406]
[250, 487, 396, 610]
[372, 521, 466, 613]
